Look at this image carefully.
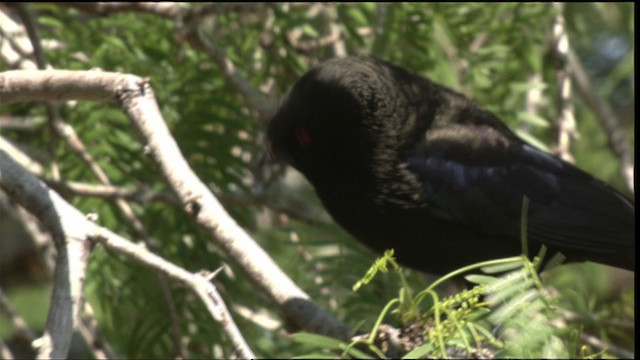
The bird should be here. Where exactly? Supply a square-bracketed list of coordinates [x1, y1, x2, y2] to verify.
[267, 55, 635, 274]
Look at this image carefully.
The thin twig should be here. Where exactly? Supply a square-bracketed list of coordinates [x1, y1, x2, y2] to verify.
[60, 2, 188, 19]
[287, 25, 343, 54]
[555, 309, 635, 358]
[0, 5, 38, 70]
[0, 136, 45, 175]
[190, 25, 274, 119]
[579, 332, 634, 359]
[286, 4, 345, 57]
[11, 3, 47, 68]
[549, 3, 577, 163]
[50, 116, 151, 238]
[50, 116, 186, 356]
[90, 230, 256, 359]
[1, 339, 15, 360]
[59, 2, 275, 121]
[321, 4, 346, 58]
[1, 132, 324, 226]
[0, 287, 38, 343]
[370, 3, 389, 57]
[567, 48, 635, 193]
[44, 180, 178, 204]
[77, 302, 116, 359]
[8, 3, 61, 181]
[0, 190, 56, 277]
[0, 115, 42, 130]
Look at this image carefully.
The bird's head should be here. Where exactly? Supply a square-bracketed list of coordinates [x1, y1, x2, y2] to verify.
[267, 56, 414, 183]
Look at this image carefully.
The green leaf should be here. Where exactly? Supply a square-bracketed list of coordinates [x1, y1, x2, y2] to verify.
[402, 342, 434, 359]
[480, 259, 524, 274]
[289, 332, 344, 349]
[464, 274, 498, 285]
[516, 112, 550, 128]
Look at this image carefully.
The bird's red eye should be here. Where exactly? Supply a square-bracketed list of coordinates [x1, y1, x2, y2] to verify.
[294, 128, 312, 149]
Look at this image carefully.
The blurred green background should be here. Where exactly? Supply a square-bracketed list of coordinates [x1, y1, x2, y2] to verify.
[0, 3, 634, 358]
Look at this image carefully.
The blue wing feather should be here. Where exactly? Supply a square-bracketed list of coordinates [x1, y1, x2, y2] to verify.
[407, 128, 634, 257]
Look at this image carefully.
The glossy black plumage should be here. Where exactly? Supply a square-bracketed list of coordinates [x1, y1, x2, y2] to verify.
[267, 56, 635, 274]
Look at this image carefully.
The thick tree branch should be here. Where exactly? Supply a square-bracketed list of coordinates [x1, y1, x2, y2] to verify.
[114, 70, 349, 339]
[0, 70, 125, 104]
[0, 69, 350, 341]
[6, 6, 188, 352]
[0, 151, 254, 359]
[1, 151, 90, 359]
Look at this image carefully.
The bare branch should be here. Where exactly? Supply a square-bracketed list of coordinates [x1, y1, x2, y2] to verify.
[549, 2, 577, 163]
[45, 180, 178, 203]
[0, 4, 38, 70]
[0, 151, 254, 359]
[190, 25, 275, 119]
[114, 70, 349, 339]
[0, 70, 126, 104]
[89, 232, 255, 359]
[11, 3, 47, 69]
[579, 332, 634, 359]
[5, 7, 188, 353]
[50, 114, 151, 239]
[1, 69, 350, 340]
[0, 115, 42, 130]
[369, 2, 390, 58]
[287, 25, 343, 54]
[1, 151, 91, 360]
[5, 3, 65, 182]
[0, 138, 317, 224]
[0, 190, 56, 278]
[77, 302, 116, 359]
[60, 2, 275, 120]
[0, 136, 45, 175]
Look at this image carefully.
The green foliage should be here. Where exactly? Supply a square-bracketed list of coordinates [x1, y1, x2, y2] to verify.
[1, 3, 633, 358]
[294, 249, 631, 358]
[290, 196, 633, 358]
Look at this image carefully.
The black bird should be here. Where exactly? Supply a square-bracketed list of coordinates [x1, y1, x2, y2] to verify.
[267, 56, 635, 274]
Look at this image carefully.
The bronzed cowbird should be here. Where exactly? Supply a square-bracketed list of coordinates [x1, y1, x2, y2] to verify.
[267, 56, 635, 274]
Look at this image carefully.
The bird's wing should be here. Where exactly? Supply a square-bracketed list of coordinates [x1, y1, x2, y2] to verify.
[406, 124, 634, 257]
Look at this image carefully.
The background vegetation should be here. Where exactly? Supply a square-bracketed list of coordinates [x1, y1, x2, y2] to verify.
[1, 3, 634, 358]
